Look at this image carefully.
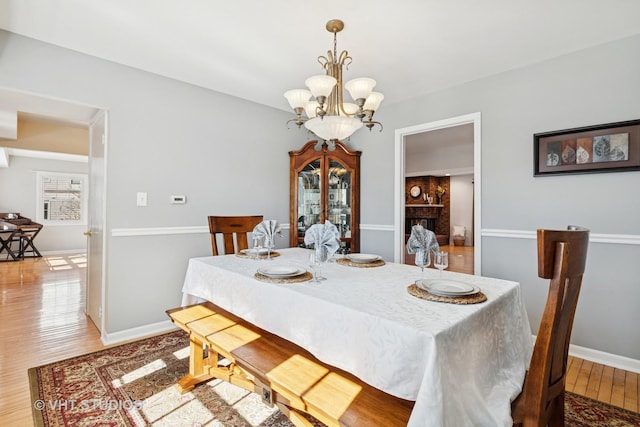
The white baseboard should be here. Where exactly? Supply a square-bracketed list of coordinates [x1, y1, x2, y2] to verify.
[569, 343, 640, 374]
[101, 320, 179, 346]
[531, 334, 640, 374]
[40, 249, 86, 255]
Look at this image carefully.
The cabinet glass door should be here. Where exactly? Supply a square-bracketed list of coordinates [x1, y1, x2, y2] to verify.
[296, 159, 322, 242]
[327, 159, 352, 239]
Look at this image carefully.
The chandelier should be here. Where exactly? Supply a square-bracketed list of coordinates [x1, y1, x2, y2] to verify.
[284, 19, 384, 142]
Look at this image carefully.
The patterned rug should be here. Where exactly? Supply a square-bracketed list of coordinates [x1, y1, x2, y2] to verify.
[29, 330, 640, 426]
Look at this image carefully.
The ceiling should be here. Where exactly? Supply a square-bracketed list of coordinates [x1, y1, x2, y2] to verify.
[1, 0, 640, 125]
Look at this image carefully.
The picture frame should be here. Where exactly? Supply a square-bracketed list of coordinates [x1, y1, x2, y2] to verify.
[533, 119, 640, 176]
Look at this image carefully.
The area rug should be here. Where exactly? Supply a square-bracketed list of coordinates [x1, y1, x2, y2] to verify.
[29, 330, 640, 426]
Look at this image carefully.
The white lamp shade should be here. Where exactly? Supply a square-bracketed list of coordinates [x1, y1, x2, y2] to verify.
[305, 116, 363, 141]
[304, 100, 319, 118]
[305, 75, 337, 98]
[345, 77, 376, 101]
[363, 92, 384, 111]
[284, 89, 311, 109]
[340, 102, 359, 116]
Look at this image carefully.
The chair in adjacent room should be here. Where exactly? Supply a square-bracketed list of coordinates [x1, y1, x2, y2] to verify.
[511, 225, 590, 427]
[14, 226, 43, 258]
[207, 215, 263, 256]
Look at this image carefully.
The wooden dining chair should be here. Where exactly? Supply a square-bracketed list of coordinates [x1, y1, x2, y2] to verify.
[207, 215, 263, 256]
[511, 225, 589, 427]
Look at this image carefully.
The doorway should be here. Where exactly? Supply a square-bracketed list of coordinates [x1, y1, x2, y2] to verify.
[0, 87, 106, 333]
[394, 112, 482, 274]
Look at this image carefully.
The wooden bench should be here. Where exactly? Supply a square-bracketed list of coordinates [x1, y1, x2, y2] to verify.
[167, 302, 414, 427]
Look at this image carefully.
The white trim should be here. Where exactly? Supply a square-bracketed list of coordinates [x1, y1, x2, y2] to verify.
[569, 342, 640, 374]
[394, 112, 482, 274]
[7, 147, 88, 163]
[112, 226, 209, 237]
[101, 320, 179, 346]
[40, 249, 86, 255]
[0, 147, 8, 168]
[112, 223, 290, 237]
[109, 224, 640, 245]
[531, 335, 640, 374]
[482, 229, 537, 239]
[482, 229, 640, 245]
[360, 223, 394, 232]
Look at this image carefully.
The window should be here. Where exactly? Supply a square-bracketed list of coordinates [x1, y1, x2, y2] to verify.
[36, 171, 88, 225]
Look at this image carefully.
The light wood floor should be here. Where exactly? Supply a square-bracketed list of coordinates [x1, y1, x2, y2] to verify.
[0, 252, 637, 426]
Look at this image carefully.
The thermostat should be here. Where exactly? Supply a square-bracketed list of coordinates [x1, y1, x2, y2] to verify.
[170, 195, 186, 204]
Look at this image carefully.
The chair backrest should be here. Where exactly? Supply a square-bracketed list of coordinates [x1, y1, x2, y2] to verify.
[512, 225, 589, 426]
[207, 215, 263, 256]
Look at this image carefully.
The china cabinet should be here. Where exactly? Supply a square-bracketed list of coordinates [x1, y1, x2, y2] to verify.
[289, 140, 361, 253]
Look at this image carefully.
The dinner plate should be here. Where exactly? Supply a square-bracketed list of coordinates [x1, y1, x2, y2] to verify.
[346, 253, 381, 263]
[241, 248, 269, 256]
[257, 266, 306, 278]
[417, 279, 480, 297]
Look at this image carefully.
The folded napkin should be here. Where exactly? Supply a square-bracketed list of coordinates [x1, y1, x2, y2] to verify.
[304, 221, 341, 262]
[252, 220, 282, 247]
[406, 224, 440, 265]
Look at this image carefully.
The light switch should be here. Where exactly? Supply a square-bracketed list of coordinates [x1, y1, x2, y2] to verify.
[136, 192, 147, 206]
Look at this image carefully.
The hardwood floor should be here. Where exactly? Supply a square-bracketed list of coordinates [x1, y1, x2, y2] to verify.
[0, 254, 105, 426]
[0, 252, 637, 426]
[404, 243, 474, 275]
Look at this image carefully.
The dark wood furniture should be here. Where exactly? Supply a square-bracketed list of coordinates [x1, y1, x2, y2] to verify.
[511, 225, 590, 426]
[207, 215, 263, 256]
[167, 302, 414, 427]
[0, 213, 43, 260]
[289, 140, 361, 253]
[405, 176, 450, 245]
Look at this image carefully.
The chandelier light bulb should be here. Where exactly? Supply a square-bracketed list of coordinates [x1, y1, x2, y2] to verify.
[305, 75, 337, 98]
[304, 100, 320, 118]
[345, 78, 376, 102]
[363, 92, 385, 111]
[284, 89, 312, 109]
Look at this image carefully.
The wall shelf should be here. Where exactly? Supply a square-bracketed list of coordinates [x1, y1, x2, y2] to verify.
[406, 204, 444, 208]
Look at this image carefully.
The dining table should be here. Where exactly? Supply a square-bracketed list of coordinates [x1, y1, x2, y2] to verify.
[180, 247, 533, 426]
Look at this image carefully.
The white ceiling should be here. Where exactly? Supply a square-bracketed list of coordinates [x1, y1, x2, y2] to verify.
[1, 0, 640, 124]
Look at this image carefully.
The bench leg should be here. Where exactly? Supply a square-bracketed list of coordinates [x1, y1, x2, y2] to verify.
[176, 335, 214, 393]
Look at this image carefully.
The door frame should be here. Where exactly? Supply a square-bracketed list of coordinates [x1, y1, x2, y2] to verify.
[394, 112, 482, 274]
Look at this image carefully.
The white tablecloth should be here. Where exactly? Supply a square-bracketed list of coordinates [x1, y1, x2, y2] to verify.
[181, 248, 532, 426]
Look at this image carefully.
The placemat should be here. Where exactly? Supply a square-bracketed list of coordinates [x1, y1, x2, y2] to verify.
[254, 271, 312, 284]
[336, 258, 386, 268]
[407, 283, 487, 304]
[236, 251, 280, 259]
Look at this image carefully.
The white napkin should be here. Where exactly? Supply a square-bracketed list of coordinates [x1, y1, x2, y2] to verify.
[304, 221, 341, 261]
[406, 224, 440, 265]
[252, 220, 282, 247]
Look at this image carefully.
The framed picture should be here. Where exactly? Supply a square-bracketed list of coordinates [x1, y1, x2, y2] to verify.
[533, 119, 640, 176]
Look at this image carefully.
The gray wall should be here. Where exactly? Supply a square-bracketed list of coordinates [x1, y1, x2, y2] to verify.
[0, 30, 301, 333]
[0, 156, 88, 251]
[357, 34, 640, 360]
[1, 29, 639, 360]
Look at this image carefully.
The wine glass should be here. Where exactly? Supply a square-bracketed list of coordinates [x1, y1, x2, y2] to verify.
[308, 252, 322, 282]
[434, 251, 449, 278]
[415, 249, 431, 283]
[314, 247, 328, 280]
[252, 236, 263, 260]
[264, 236, 274, 260]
